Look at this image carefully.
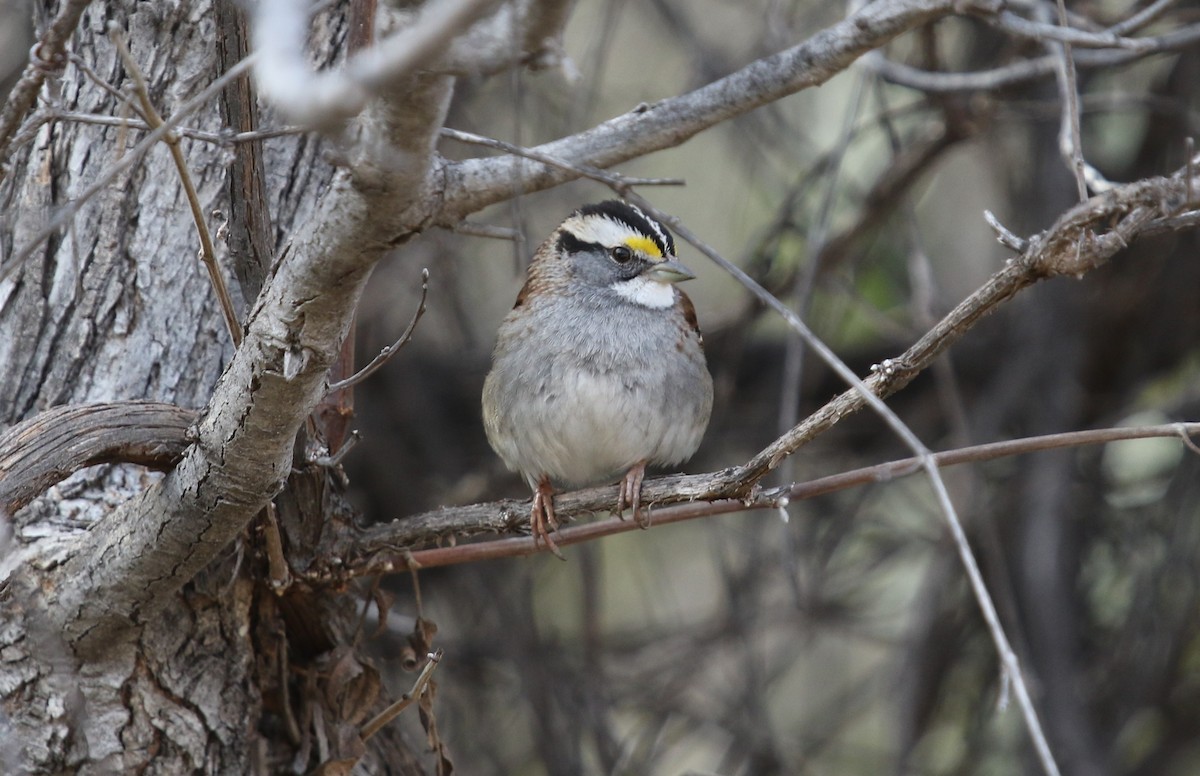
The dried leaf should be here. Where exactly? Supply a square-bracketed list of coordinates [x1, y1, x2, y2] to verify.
[322, 645, 381, 725]
[370, 586, 395, 639]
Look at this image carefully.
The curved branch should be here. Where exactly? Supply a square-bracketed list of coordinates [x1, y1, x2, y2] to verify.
[864, 22, 1200, 94]
[0, 402, 196, 514]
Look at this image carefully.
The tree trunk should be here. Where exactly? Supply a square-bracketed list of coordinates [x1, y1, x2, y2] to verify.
[0, 2, 421, 772]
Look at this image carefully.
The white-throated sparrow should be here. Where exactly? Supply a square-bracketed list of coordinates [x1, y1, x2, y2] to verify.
[482, 200, 713, 555]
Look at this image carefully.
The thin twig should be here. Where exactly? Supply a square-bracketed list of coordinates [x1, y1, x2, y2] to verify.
[864, 22, 1200, 93]
[20, 108, 303, 145]
[1180, 423, 1200, 455]
[1187, 137, 1195, 207]
[69, 51, 138, 108]
[109, 26, 243, 346]
[325, 269, 429, 395]
[360, 648, 444, 741]
[261, 502, 291, 592]
[2, 54, 259, 284]
[993, 9, 1166, 50]
[1137, 209, 1200, 238]
[0, 0, 95, 176]
[1109, 0, 1179, 36]
[452, 220, 521, 240]
[1050, 0, 1099, 200]
[984, 209, 1029, 252]
[309, 430, 362, 468]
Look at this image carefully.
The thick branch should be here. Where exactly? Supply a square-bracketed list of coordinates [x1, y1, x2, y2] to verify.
[0, 402, 195, 515]
[441, 0, 573, 75]
[436, 0, 981, 219]
[253, 0, 498, 127]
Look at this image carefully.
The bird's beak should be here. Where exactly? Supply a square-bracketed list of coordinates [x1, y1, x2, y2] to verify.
[643, 258, 695, 283]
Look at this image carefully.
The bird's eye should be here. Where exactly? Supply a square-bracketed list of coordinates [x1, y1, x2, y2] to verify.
[611, 245, 634, 263]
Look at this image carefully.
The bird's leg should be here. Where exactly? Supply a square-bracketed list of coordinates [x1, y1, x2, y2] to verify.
[531, 475, 565, 559]
[617, 461, 649, 528]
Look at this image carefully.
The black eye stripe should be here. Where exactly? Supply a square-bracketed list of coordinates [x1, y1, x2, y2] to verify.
[556, 230, 593, 257]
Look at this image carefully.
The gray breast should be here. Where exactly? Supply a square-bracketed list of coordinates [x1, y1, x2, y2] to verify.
[483, 289, 712, 487]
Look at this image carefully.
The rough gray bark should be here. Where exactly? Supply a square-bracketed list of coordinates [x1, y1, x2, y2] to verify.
[0, 1, 379, 771]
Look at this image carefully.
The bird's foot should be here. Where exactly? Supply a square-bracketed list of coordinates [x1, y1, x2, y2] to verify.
[617, 461, 650, 528]
[531, 475, 565, 559]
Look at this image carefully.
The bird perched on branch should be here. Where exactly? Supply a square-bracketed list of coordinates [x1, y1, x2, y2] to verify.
[482, 200, 713, 556]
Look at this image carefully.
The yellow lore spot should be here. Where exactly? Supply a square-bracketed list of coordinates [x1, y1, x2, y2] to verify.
[624, 235, 663, 258]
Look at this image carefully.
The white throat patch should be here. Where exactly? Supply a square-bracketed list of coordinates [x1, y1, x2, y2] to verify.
[612, 275, 676, 309]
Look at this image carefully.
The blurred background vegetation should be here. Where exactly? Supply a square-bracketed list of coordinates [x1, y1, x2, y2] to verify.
[6, 0, 1200, 773]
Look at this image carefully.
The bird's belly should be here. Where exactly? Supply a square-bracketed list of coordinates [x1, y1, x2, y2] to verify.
[514, 369, 698, 488]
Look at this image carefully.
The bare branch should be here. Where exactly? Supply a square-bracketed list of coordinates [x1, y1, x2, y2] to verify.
[1109, 0, 1180, 36]
[325, 269, 430, 395]
[253, 0, 500, 127]
[0, 402, 195, 514]
[1049, 0, 1102, 199]
[360, 648, 443, 741]
[984, 209, 1029, 252]
[993, 9, 1171, 50]
[440, 0, 573, 75]
[110, 26, 244, 346]
[438, 0, 976, 219]
[11, 109, 302, 145]
[342, 422, 1200, 569]
[864, 22, 1200, 93]
[441, 127, 686, 189]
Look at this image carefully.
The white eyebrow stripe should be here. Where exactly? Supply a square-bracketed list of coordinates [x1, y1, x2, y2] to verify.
[561, 214, 645, 249]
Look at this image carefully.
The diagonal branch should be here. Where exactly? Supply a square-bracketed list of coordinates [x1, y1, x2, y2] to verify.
[436, 0, 984, 219]
[253, 0, 500, 127]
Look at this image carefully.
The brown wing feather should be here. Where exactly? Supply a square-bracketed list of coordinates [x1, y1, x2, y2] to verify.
[677, 289, 703, 348]
[513, 275, 535, 309]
